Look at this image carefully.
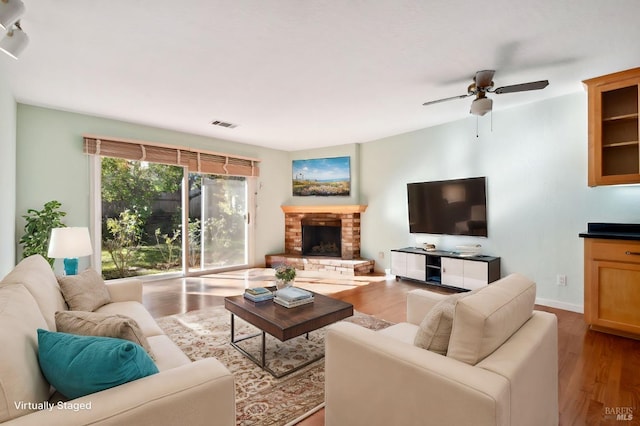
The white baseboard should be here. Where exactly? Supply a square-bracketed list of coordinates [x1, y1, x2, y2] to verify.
[536, 297, 583, 314]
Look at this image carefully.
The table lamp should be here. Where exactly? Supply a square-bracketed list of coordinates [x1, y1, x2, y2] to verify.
[47, 227, 93, 275]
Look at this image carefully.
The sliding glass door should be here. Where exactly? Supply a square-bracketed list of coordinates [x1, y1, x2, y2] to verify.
[99, 158, 184, 279]
[96, 156, 253, 279]
[187, 173, 250, 273]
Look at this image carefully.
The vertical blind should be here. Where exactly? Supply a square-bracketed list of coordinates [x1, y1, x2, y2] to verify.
[83, 135, 260, 177]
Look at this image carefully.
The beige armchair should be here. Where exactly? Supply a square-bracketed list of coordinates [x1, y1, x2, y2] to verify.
[325, 273, 558, 426]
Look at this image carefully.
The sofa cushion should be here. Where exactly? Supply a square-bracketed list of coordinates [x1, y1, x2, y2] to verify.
[0, 285, 51, 422]
[55, 310, 155, 359]
[0, 254, 66, 330]
[146, 335, 192, 371]
[57, 268, 111, 311]
[447, 273, 536, 365]
[95, 301, 165, 337]
[37, 329, 159, 399]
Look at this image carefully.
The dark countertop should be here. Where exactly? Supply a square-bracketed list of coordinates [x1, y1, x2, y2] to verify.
[579, 223, 640, 241]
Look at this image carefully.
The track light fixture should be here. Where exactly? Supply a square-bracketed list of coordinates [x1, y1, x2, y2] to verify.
[0, 0, 25, 31]
[0, 19, 27, 59]
[0, 0, 27, 59]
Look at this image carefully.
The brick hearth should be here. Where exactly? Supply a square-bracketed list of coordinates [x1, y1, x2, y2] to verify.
[264, 254, 375, 276]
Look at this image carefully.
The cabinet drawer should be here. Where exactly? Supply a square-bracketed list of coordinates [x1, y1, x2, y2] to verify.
[586, 239, 640, 263]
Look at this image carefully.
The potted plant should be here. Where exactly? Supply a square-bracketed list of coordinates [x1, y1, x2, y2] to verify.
[274, 263, 296, 290]
[19, 200, 67, 266]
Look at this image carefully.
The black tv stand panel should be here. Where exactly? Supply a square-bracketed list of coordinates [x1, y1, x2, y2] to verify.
[390, 247, 500, 291]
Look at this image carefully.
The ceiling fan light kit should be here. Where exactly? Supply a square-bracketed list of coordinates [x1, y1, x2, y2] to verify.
[0, 0, 27, 59]
[423, 69, 549, 117]
[470, 97, 493, 116]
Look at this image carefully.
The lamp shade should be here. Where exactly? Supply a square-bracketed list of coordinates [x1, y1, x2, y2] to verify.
[0, 0, 25, 31]
[0, 24, 28, 59]
[47, 227, 93, 259]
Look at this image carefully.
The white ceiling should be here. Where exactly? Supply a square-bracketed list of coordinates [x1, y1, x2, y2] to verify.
[4, 0, 640, 151]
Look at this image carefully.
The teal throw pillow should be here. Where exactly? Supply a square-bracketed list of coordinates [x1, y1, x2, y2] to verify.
[37, 329, 158, 399]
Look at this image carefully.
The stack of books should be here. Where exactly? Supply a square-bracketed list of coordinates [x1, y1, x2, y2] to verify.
[243, 287, 274, 302]
[274, 287, 314, 308]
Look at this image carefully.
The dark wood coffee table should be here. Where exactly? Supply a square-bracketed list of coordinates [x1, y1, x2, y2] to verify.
[224, 288, 353, 377]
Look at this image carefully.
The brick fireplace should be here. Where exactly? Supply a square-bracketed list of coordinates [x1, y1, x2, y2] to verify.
[282, 205, 366, 259]
[265, 205, 374, 276]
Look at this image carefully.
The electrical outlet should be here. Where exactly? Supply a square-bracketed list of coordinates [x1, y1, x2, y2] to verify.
[556, 274, 567, 286]
[378, 251, 385, 260]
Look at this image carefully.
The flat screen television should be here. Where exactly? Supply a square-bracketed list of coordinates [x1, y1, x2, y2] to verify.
[407, 177, 488, 237]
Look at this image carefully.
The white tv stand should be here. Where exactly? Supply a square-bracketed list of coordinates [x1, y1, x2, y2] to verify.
[390, 247, 501, 291]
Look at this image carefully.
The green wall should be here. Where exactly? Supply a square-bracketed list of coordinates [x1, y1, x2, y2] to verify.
[15, 105, 290, 272]
[13, 92, 640, 312]
[356, 93, 640, 312]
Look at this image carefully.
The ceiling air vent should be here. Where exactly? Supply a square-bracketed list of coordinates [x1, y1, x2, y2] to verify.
[210, 119, 238, 129]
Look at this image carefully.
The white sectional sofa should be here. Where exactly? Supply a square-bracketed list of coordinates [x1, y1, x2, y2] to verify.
[0, 255, 235, 425]
[325, 273, 559, 426]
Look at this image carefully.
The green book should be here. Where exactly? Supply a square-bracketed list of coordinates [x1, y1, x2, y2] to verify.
[245, 287, 271, 296]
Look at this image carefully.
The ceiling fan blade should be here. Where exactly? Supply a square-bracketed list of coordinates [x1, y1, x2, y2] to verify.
[474, 70, 495, 88]
[422, 93, 471, 106]
[493, 80, 549, 94]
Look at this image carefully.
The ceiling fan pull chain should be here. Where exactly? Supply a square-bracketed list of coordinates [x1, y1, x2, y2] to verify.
[476, 116, 479, 138]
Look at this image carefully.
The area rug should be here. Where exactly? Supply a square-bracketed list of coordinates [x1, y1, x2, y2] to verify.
[156, 305, 393, 426]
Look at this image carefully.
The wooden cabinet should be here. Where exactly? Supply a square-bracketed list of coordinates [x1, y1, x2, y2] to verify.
[584, 238, 640, 337]
[391, 248, 500, 291]
[583, 68, 640, 186]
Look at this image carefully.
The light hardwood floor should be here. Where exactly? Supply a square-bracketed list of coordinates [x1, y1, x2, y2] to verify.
[142, 269, 640, 426]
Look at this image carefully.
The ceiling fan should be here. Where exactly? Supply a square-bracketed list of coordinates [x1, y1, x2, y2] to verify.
[422, 70, 549, 116]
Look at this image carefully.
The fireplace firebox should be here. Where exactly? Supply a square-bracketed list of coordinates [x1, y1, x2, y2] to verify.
[302, 224, 342, 257]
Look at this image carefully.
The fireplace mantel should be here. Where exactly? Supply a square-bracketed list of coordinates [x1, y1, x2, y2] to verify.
[281, 205, 367, 214]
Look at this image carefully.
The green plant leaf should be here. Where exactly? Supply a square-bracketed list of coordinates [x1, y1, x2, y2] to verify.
[19, 200, 67, 265]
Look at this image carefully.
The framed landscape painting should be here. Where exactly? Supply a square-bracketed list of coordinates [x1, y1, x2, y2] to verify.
[292, 156, 350, 196]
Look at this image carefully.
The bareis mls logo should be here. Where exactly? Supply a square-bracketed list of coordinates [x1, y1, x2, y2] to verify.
[604, 407, 634, 421]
